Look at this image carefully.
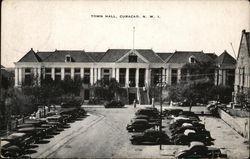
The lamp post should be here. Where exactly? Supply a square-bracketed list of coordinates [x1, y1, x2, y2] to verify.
[41, 66, 46, 117]
[159, 67, 163, 150]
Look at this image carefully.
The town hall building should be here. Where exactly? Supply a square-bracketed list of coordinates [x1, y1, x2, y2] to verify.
[15, 48, 236, 104]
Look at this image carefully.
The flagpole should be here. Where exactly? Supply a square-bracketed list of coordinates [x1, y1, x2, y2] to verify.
[133, 27, 135, 50]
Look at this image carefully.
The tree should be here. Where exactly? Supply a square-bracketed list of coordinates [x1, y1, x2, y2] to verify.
[93, 78, 121, 101]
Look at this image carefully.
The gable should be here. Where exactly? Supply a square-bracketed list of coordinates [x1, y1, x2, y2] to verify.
[18, 49, 40, 62]
[238, 32, 250, 61]
[215, 51, 236, 65]
[118, 52, 147, 63]
[117, 49, 149, 63]
[166, 51, 213, 64]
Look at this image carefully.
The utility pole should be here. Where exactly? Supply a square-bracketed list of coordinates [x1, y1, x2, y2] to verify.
[159, 67, 163, 150]
[230, 42, 237, 59]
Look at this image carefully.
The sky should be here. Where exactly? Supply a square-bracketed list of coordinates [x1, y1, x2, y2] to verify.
[1, 0, 249, 67]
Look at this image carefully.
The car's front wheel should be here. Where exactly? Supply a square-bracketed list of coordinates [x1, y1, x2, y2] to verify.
[131, 140, 138, 145]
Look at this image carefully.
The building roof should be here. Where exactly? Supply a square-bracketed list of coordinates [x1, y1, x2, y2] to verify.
[43, 50, 95, 62]
[136, 49, 165, 63]
[165, 51, 213, 63]
[85, 52, 106, 62]
[156, 53, 173, 61]
[215, 50, 236, 65]
[205, 53, 218, 60]
[244, 31, 250, 57]
[99, 49, 164, 63]
[99, 49, 131, 62]
[36, 51, 53, 61]
[18, 48, 40, 62]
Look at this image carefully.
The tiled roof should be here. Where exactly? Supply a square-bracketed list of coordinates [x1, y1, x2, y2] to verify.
[18, 48, 40, 62]
[215, 50, 236, 65]
[136, 49, 165, 63]
[206, 53, 218, 60]
[43, 50, 95, 62]
[99, 49, 131, 62]
[37, 51, 53, 61]
[99, 49, 164, 63]
[166, 51, 213, 63]
[85, 52, 106, 62]
[156, 53, 173, 61]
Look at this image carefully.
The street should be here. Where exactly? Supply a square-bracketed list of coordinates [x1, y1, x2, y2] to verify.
[30, 105, 249, 159]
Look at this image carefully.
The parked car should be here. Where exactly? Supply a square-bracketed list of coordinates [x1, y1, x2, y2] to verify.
[104, 100, 125, 108]
[47, 115, 67, 125]
[61, 100, 82, 108]
[163, 108, 183, 117]
[2, 133, 33, 150]
[135, 108, 159, 118]
[175, 141, 227, 159]
[131, 115, 160, 124]
[1, 141, 22, 158]
[17, 127, 46, 142]
[126, 119, 156, 132]
[130, 129, 170, 145]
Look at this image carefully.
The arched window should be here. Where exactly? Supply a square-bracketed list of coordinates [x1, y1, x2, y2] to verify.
[65, 55, 71, 62]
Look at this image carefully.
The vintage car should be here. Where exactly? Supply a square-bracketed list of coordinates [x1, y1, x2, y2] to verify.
[163, 108, 183, 117]
[2, 133, 33, 150]
[47, 115, 67, 125]
[126, 119, 156, 132]
[104, 100, 125, 108]
[17, 127, 46, 142]
[175, 141, 227, 159]
[1, 141, 22, 158]
[135, 108, 159, 118]
[172, 130, 214, 145]
[130, 129, 170, 145]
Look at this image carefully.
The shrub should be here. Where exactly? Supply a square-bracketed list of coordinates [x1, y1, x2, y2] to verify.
[104, 100, 125, 108]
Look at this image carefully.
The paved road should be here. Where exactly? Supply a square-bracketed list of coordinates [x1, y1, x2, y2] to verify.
[30, 105, 249, 159]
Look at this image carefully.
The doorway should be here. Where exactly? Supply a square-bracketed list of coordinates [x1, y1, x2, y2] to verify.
[129, 93, 136, 104]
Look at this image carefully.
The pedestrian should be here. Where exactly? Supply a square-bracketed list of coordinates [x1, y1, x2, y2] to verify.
[152, 98, 155, 108]
[133, 99, 136, 108]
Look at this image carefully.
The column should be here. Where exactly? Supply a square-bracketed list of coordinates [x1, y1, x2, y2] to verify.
[162, 68, 166, 83]
[90, 68, 94, 85]
[33, 68, 37, 85]
[18, 68, 22, 85]
[80, 68, 84, 79]
[148, 69, 151, 87]
[33, 68, 37, 78]
[112, 68, 116, 78]
[61, 68, 65, 80]
[98, 68, 101, 80]
[94, 68, 98, 83]
[125, 68, 129, 87]
[71, 68, 74, 80]
[116, 68, 119, 82]
[165, 69, 169, 84]
[168, 68, 172, 85]
[214, 70, 218, 86]
[177, 68, 181, 83]
[51, 68, 55, 80]
[218, 69, 223, 85]
[135, 68, 139, 87]
[145, 68, 149, 87]
[15, 68, 19, 87]
[223, 70, 227, 86]
[37, 68, 41, 85]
